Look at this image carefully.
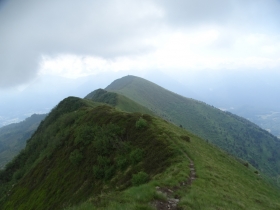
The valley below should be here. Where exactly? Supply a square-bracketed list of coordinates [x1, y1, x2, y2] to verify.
[233, 108, 280, 139]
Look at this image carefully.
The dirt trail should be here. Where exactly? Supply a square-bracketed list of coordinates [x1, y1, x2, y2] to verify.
[152, 155, 196, 210]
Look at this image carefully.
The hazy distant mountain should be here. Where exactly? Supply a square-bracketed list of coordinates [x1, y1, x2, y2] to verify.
[0, 114, 46, 168]
[163, 70, 280, 137]
[231, 106, 280, 138]
[0, 72, 132, 128]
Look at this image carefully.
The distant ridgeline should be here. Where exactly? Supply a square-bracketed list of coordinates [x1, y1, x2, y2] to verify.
[105, 75, 280, 181]
[0, 114, 46, 168]
[0, 96, 279, 209]
[85, 88, 154, 115]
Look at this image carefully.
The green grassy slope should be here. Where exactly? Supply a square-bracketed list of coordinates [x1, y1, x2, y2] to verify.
[0, 97, 180, 210]
[0, 114, 46, 168]
[67, 110, 280, 210]
[0, 96, 280, 209]
[85, 88, 154, 115]
[106, 75, 280, 181]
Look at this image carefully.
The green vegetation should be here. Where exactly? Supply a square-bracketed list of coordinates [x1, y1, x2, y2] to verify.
[66, 115, 280, 210]
[0, 97, 178, 209]
[234, 107, 280, 138]
[0, 114, 46, 168]
[106, 75, 280, 182]
[85, 89, 118, 106]
[131, 171, 149, 186]
[69, 149, 84, 165]
[85, 88, 154, 115]
[0, 77, 280, 209]
[135, 117, 147, 129]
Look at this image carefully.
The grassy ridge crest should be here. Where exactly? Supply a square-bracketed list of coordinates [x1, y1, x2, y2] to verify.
[0, 97, 180, 209]
[0, 82, 280, 209]
[106, 75, 280, 180]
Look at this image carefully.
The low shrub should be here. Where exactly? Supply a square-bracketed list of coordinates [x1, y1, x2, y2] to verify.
[104, 166, 115, 180]
[117, 156, 129, 170]
[93, 166, 104, 179]
[243, 162, 249, 168]
[135, 118, 148, 129]
[131, 171, 149, 186]
[69, 149, 83, 165]
[181, 135, 191, 142]
[130, 148, 144, 165]
[97, 156, 110, 167]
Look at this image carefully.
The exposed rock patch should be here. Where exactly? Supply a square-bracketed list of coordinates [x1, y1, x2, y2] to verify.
[152, 158, 196, 209]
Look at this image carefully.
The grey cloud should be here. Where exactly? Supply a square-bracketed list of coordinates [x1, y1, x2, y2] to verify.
[158, 0, 280, 31]
[157, 0, 234, 26]
[1, 0, 280, 88]
[0, 0, 163, 88]
[0, 50, 39, 88]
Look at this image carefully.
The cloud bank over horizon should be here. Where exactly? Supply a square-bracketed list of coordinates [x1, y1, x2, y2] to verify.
[1, 0, 280, 88]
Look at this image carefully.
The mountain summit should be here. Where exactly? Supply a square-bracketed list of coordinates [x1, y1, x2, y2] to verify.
[0, 76, 279, 209]
[106, 75, 280, 180]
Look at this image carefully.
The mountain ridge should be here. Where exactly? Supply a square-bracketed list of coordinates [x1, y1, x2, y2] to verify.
[0, 113, 47, 168]
[85, 88, 154, 115]
[0, 77, 280, 209]
[106, 75, 280, 180]
[1, 96, 280, 209]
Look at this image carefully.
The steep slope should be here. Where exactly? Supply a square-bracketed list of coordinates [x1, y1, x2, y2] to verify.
[106, 75, 280, 181]
[70, 124, 280, 209]
[0, 114, 47, 168]
[85, 88, 154, 115]
[0, 97, 180, 209]
[0, 96, 280, 209]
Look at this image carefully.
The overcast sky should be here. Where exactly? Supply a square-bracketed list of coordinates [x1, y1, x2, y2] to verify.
[1, 0, 280, 87]
[1, 0, 280, 124]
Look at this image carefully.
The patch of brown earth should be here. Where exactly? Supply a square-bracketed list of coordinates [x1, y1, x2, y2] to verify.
[152, 159, 196, 210]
